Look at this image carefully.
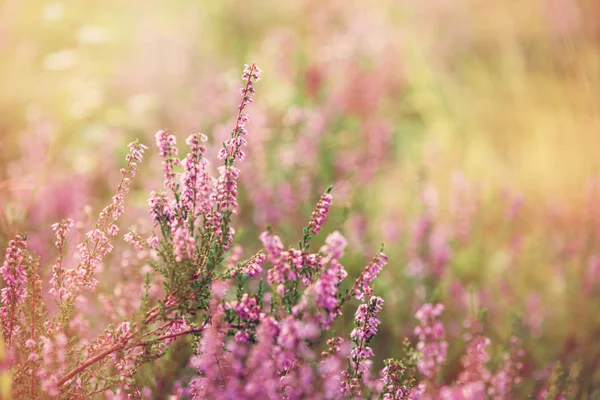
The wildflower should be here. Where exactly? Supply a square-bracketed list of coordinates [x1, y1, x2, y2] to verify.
[310, 260, 347, 328]
[155, 129, 180, 190]
[231, 253, 265, 278]
[171, 220, 195, 262]
[308, 192, 333, 235]
[353, 251, 388, 301]
[0, 235, 29, 341]
[219, 63, 261, 163]
[320, 230, 348, 263]
[182, 133, 210, 215]
[213, 166, 240, 214]
[458, 336, 491, 385]
[259, 231, 285, 265]
[414, 303, 447, 382]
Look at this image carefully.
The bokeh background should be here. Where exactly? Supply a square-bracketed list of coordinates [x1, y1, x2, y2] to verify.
[2, 0, 600, 396]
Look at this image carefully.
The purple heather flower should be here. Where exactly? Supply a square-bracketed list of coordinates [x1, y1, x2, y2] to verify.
[354, 252, 388, 301]
[308, 192, 333, 235]
[171, 220, 195, 262]
[148, 191, 174, 226]
[231, 253, 265, 278]
[49, 219, 74, 299]
[458, 335, 491, 385]
[230, 294, 261, 321]
[155, 129, 180, 190]
[488, 336, 524, 399]
[0, 235, 28, 341]
[320, 231, 348, 263]
[182, 133, 211, 216]
[259, 231, 285, 265]
[213, 166, 240, 214]
[414, 303, 447, 382]
[219, 63, 261, 163]
[308, 260, 347, 329]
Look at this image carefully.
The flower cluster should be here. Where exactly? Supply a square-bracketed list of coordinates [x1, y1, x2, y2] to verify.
[230, 253, 265, 278]
[414, 303, 447, 382]
[49, 219, 74, 300]
[0, 63, 539, 400]
[155, 129, 180, 190]
[353, 251, 388, 301]
[308, 190, 333, 235]
[0, 235, 28, 344]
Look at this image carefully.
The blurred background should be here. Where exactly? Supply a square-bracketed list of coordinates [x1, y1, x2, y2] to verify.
[2, 0, 600, 396]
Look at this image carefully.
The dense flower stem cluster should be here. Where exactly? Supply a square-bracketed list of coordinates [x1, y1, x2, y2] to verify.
[156, 129, 180, 190]
[414, 303, 447, 388]
[0, 235, 28, 347]
[0, 64, 540, 399]
[49, 219, 74, 303]
[219, 63, 261, 164]
[343, 296, 385, 397]
[307, 188, 333, 236]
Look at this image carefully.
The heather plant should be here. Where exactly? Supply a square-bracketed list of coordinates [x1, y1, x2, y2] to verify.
[0, 63, 404, 399]
[0, 62, 592, 399]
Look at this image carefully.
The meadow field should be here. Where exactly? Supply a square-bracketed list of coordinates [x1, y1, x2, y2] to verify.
[1, 1, 600, 398]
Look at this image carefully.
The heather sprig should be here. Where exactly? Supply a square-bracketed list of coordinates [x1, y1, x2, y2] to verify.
[414, 303, 447, 387]
[343, 295, 385, 398]
[0, 235, 28, 346]
[379, 342, 420, 400]
[0, 62, 543, 400]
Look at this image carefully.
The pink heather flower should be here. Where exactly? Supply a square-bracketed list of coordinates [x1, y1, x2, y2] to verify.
[354, 251, 388, 301]
[319, 351, 345, 399]
[266, 250, 302, 286]
[320, 231, 348, 263]
[241, 316, 280, 399]
[155, 129, 180, 190]
[259, 231, 285, 265]
[49, 219, 74, 300]
[351, 296, 384, 343]
[106, 224, 119, 237]
[309, 260, 347, 329]
[344, 296, 384, 397]
[148, 190, 174, 226]
[64, 141, 147, 301]
[99, 141, 148, 223]
[123, 231, 146, 251]
[231, 294, 261, 321]
[202, 209, 223, 241]
[146, 235, 159, 249]
[37, 333, 69, 397]
[213, 165, 240, 214]
[0, 235, 28, 342]
[117, 321, 131, 337]
[76, 229, 113, 289]
[380, 358, 423, 400]
[458, 335, 491, 385]
[414, 303, 447, 381]
[231, 253, 265, 278]
[489, 336, 525, 399]
[438, 382, 487, 399]
[0, 236, 28, 305]
[171, 221, 195, 262]
[191, 317, 229, 398]
[51, 219, 75, 248]
[308, 192, 333, 235]
[219, 63, 261, 163]
[182, 133, 211, 215]
[224, 226, 235, 251]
